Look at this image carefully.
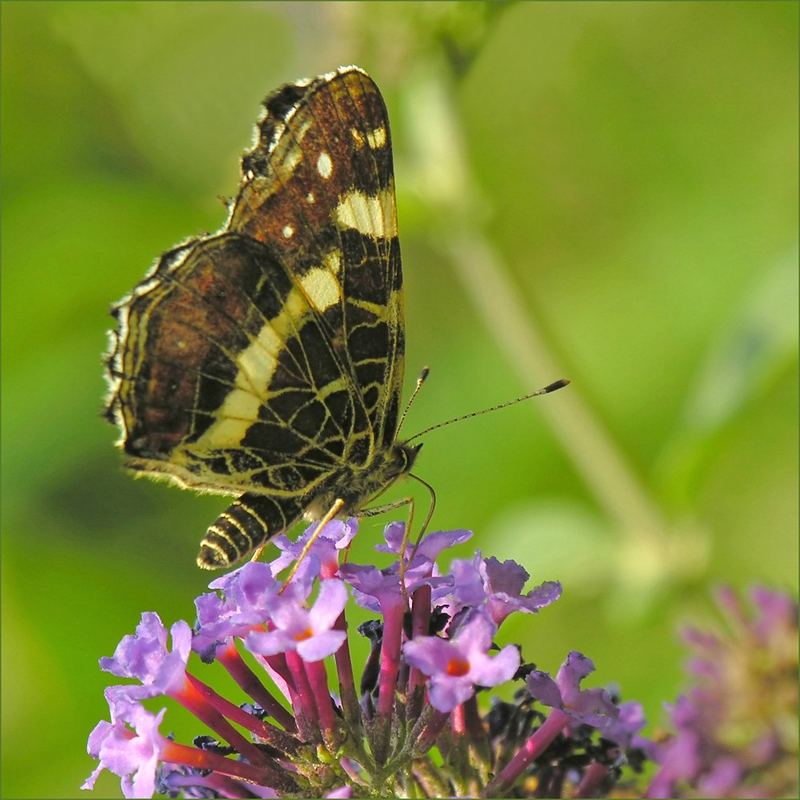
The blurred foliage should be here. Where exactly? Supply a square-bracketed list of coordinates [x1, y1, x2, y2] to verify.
[1, 2, 797, 797]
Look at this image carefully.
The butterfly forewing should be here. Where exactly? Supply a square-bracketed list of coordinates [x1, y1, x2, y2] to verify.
[106, 66, 410, 568]
[230, 69, 404, 458]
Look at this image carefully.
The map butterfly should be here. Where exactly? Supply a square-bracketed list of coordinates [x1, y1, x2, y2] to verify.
[106, 66, 567, 570]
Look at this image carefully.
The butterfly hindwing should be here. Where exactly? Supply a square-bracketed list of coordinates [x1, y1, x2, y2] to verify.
[109, 233, 350, 497]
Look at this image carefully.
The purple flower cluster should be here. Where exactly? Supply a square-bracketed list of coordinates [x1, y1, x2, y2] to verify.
[83, 519, 652, 798]
[648, 585, 799, 799]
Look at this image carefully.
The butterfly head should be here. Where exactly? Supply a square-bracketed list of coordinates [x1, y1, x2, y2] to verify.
[365, 440, 422, 490]
[396, 441, 423, 475]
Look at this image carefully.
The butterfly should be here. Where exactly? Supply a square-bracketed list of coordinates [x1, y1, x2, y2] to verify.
[105, 66, 424, 569]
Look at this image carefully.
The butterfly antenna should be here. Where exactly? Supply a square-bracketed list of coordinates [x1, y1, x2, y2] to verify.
[397, 366, 430, 435]
[405, 378, 570, 443]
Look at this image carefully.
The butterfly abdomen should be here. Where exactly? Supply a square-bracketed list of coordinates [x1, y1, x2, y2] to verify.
[198, 493, 307, 569]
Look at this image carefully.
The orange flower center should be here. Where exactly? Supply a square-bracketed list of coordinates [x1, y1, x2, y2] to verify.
[446, 658, 470, 677]
[293, 628, 314, 642]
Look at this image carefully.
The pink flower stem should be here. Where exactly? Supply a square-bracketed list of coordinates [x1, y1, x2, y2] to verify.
[303, 658, 337, 741]
[447, 704, 474, 788]
[216, 641, 296, 731]
[576, 761, 610, 797]
[258, 652, 297, 704]
[377, 600, 404, 718]
[373, 598, 404, 763]
[461, 696, 484, 740]
[333, 611, 361, 730]
[407, 585, 431, 720]
[184, 672, 298, 753]
[451, 702, 467, 735]
[411, 585, 431, 639]
[161, 738, 296, 792]
[172, 676, 276, 768]
[462, 694, 491, 765]
[261, 651, 293, 687]
[284, 649, 320, 741]
[482, 708, 569, 797]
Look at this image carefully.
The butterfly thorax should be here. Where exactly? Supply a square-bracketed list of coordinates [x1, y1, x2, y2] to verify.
[303, 441, 422, 521]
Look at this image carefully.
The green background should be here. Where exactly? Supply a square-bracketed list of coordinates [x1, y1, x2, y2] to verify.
[2, 2, 797, 797]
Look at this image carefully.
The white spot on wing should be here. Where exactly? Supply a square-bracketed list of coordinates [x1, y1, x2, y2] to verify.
[317, 152, 333, 179]
[323, 250, 341, 275]
[335, 187, 397, 239]
[366, 127, 386, 149]
[282, 225, 294, 238]
[300, 267, 341, 312]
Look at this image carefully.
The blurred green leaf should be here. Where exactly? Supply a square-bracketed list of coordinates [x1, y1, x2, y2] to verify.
[656, 251, 799, 509]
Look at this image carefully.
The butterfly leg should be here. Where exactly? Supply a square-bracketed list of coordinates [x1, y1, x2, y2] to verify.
[407, 473, 437, 560]
[279, 498, 345, 591]
[360, 496, 415, 517]
[363, 474, 437, 565]
[361, 496, 416, 562]
[249, 543, 266, 563]
[361, 496, 419, 595]
[197, 493, 306, 570]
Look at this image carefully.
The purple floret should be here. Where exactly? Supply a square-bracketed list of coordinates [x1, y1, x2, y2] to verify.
[100, 612, 191, 699]
[245, 578, 347, 662]
[404, 611, 519, 712]
[375, 522, 472, 566]
[192, 561, 282, 657]
[526, 651, 642, 747]
[270, 517, 359, 579]
[83, 701, 165, 799]
[434, 553, 561, 627]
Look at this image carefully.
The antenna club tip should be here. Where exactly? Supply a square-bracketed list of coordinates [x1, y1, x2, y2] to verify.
[544, 378, 570, 393]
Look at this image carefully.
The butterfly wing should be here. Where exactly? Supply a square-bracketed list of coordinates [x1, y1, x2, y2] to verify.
[230, 66, 405, 460]
[108, 233, 355, 495]
[106, 67, 405, 567]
